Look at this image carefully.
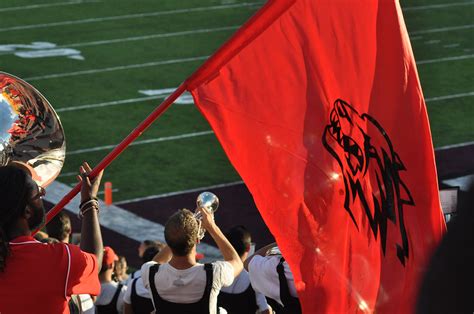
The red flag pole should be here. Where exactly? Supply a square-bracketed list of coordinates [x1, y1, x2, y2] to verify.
[37, 83, 187, 233]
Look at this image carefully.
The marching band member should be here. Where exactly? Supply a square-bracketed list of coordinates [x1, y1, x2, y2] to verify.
[245, 243, 302, 314]
[141, 207, 243, 314]
[123, 246, 159, 314]
[217, 226, 271, 314]
[0, 162, 104, 314]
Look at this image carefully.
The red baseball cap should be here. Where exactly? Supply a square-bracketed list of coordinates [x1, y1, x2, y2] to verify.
[103, 246, 118, 268]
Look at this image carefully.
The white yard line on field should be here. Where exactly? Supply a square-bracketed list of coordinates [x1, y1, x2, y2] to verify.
[0, 2, 261, 32]
[67, 130, 214, 155]
[0, 0, 99, 12]
[0, 22, 468, 57]
[425, 92, 474, 102]
[62, 90, 474, 156]
[435, 141, 474, 151]
[23, 53, 474, 82]
[425, 40, 441, 45]
[66, 26, 238, 48]
[444, 43, 461, 48]
[1, 0, 467, 15]
[0, 26, 239, 57]
[96, 188, 119, 195]
[403, 1, 474, 11]
[411, 24, 474, 35]
[24, 56, 209, 81]
[417, 54, 474, 64]
[55, 89, 474, 113]
[56, 96, 163, 112]
[2, 23, 468, 56]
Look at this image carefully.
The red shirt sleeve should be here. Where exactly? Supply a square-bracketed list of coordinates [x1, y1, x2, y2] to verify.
[65, 244, 101, 296]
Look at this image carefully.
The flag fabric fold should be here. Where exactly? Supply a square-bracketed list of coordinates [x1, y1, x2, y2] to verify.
[187, 0, 446, 312]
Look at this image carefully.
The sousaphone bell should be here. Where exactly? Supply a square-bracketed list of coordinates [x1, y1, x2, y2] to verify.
[0, 72, 66, 187]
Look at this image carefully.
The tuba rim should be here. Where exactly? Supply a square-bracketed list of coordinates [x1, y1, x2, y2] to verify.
[0, 71, 66, 188]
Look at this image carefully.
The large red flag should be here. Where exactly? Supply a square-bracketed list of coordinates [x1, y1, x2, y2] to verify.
[187, 0, 446, 312]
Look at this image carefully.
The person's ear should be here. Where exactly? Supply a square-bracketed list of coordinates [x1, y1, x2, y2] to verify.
[23, 205, 33, 220]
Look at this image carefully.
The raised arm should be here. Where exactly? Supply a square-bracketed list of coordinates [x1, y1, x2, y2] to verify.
[244, 242, 277, 271]
[152, 245, 173, 264]
[199, 207, 243, 277]
[77, 162, 104, 270]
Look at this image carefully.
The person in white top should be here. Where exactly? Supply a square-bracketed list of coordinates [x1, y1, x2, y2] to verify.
[245, 243, 302, 314]
[95, 246, 128, 314]
[218, 225, 271, 314]
[141, 207, 243, 314]
[123, 246, 160, 314]
[125, 240, 165, 287]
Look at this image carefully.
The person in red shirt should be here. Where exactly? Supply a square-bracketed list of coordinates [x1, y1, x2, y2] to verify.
[0, 162, 104, 314]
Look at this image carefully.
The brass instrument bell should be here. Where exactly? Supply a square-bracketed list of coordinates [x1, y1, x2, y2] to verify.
[194, 192, 219, 239]
[0, 72, 65, 187]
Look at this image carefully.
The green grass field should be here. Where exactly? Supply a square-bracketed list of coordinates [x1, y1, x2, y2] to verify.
[1, 0, 473, 201]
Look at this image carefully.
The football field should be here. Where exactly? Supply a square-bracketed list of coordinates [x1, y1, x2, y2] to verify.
[1, 0, 473, 202]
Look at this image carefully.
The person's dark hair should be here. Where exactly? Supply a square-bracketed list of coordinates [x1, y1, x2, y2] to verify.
[46, 211, 71, 242]
[225, 225, 252, 257]
[164, 209, 199, 256]
[0, 166, 30, 272]
[143, 239, 156, 247]
[142, 246, 160, 263]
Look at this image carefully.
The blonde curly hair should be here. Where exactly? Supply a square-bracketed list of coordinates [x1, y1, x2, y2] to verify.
[164, 208, 199, 256]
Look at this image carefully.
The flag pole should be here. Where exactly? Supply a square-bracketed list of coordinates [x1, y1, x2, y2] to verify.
[37, 0, 296, 233]
[37, 83, 187, 232]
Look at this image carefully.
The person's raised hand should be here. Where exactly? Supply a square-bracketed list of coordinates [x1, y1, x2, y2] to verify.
[76, 162, 104, 201]
[197, 206, 216, 233]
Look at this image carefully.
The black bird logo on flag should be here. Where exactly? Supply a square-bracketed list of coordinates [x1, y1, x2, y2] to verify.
[322, 99, 415, 266]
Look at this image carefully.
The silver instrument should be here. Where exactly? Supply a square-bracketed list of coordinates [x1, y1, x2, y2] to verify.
[266, 246, 282, 256]
[0, 72, 65, 187]
[194, 192, 219, 239]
